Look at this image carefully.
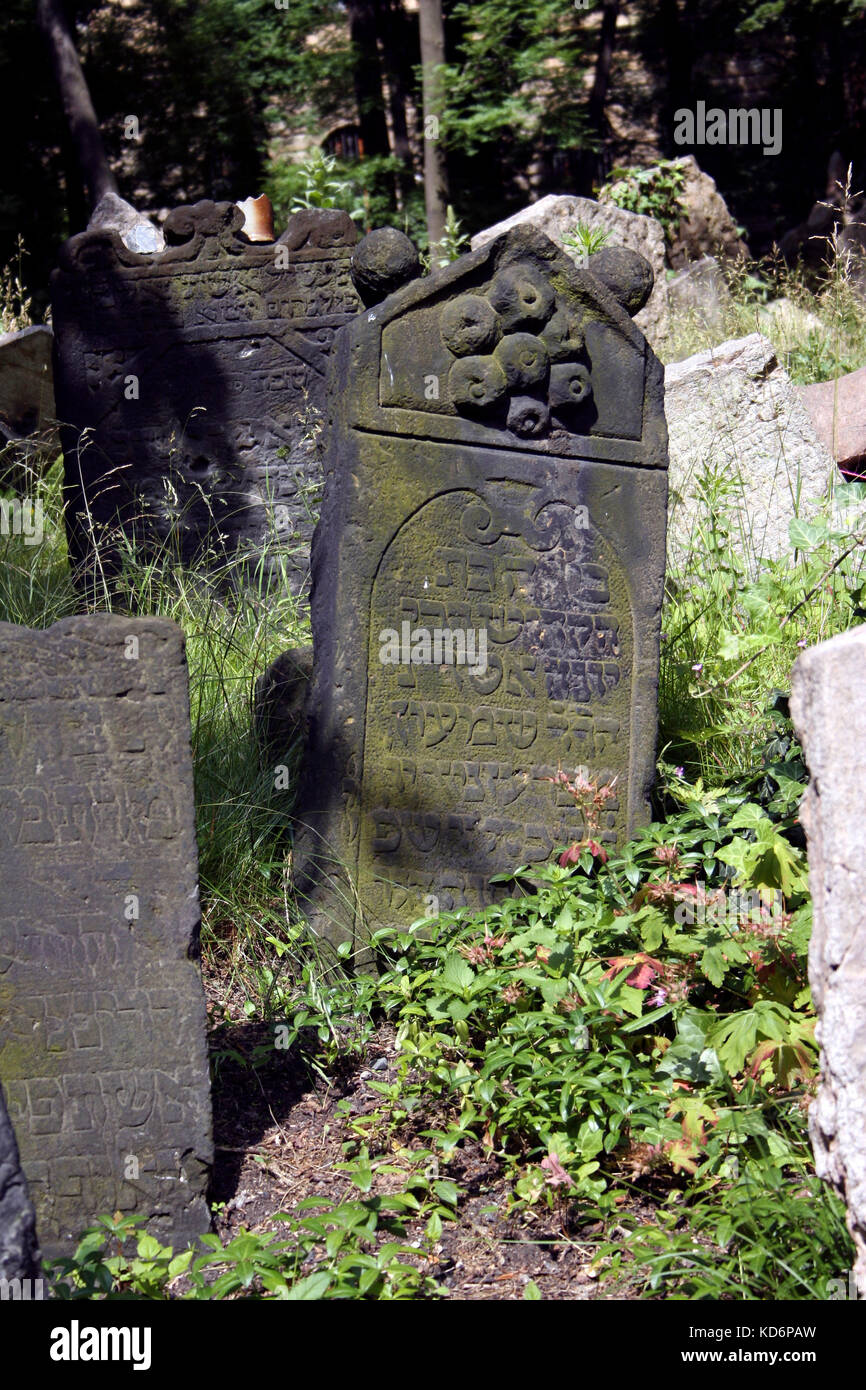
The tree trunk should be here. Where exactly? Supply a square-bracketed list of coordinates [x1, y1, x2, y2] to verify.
[346, 0, 391, 158]
[418, 0, 449, 259]
[588, 0, 620, 140]
[36, 0, 117, 210]
[376, 0, 415, 203]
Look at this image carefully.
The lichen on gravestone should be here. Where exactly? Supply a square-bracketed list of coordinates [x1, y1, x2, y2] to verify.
[294, 226, 668, 955]
[0, 615, 212, 1257]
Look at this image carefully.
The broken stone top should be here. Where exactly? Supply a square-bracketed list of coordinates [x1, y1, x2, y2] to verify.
[351, 226, 667, 467]
[61, 198, 358, 274]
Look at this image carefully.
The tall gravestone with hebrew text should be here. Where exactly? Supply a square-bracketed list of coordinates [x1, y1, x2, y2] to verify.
[295, 227, 668, 951]
[51, 202, 361, 592]
[0, 615, 211, 1256]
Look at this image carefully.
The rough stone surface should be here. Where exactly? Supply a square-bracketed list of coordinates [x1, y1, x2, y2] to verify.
[790, 624, 866, 1297]
[653, 156, 749, 269]
[0, 1078, 40, 1282]
[254, 646, 313, 761]
[667, 255, 730, 335]
[471, 195, 669, 347]
[0, 325, 58, 483]
[0, 615, 212, 1257]
[664, 334, 835, 568]
[51, 201, 362, 593]
[797, 364, 866, 476]
[88, 192, 165, 254]
[295, 226, 668, 952]
[584, 246, 654, 317]
[351, 228, 421, 307]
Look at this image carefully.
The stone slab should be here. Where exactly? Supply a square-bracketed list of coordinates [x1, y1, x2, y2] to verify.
[791, 623, 866, 1296]
[0, 615, 212, 1256]
[295, 226, 668, 952]
[665, 334, 835, 569]
[51, 202, 361, 592]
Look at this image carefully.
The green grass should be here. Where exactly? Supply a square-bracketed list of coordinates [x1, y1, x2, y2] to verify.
[661, 242, 866, 383]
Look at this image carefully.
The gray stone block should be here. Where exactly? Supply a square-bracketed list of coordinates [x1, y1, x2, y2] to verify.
[0, 615, 212, 1256]
[791, 623, 866, 1296]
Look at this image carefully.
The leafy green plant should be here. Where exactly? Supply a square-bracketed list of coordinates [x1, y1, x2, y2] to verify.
[48, 1164, 449, 1301]
[562, 221, 611, 261]
[601, 160, 686, 242]
[427, 205, 470, 271]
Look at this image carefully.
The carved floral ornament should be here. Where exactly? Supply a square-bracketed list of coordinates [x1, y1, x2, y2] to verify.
[440, 265, 592, 438]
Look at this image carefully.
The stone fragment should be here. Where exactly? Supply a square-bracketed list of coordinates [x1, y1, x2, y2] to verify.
[664, 334, 834, 568]
[0, 325, 58, 484]
[0, 615, 212, 1256]
[236, 194, 275, 243]
[791, 624, 866, 1296]
[88, 192, 165, 255]
[797, 364, 866, 477]
[295, 226, 668, 952]
[646, 156, 749, 269]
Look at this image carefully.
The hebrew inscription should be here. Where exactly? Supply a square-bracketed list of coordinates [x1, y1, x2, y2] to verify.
[51, 202, 361, 591]
[295, 226, 668, 949]
[0, 616, 212, 1255]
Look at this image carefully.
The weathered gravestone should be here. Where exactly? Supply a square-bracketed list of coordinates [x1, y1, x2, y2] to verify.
[0, 1077, 41, 1284]
[51, 202, 362, 592]
[791, 625, 866, 1296]
[0, 615, 212, 1255]
[295, 227, 668, 951]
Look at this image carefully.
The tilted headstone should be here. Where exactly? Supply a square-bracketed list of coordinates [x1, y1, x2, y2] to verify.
[295, 226, 668, 951]
[791, 625, 866, 1296]
[0, 616, 212, 1255]
[51, 202, 361, 592]
[0, 1078, 41, 1284]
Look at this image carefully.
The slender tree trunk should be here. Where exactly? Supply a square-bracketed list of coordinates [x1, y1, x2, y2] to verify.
[658, 0, 692, 154]
[36, 0, 117, 210]
[418, 0, 449, 259]
[376, 0, 415, 203]
[588, 0, 620, 140]
[346, 0, 391, 158]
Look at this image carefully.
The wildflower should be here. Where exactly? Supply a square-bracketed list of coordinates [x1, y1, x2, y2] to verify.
[797, 638, 807, 649]
[674, 766, 684, 778]
[541, 1152, 573, 1189]
[653, 843, 680, 866]
[501, 982, 524, 1004]
[691, 662, 703, 673]
[648, 986, 668, 1007]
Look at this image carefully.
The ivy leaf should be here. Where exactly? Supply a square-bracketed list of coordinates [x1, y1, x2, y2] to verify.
[788, 517, 827, 551]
